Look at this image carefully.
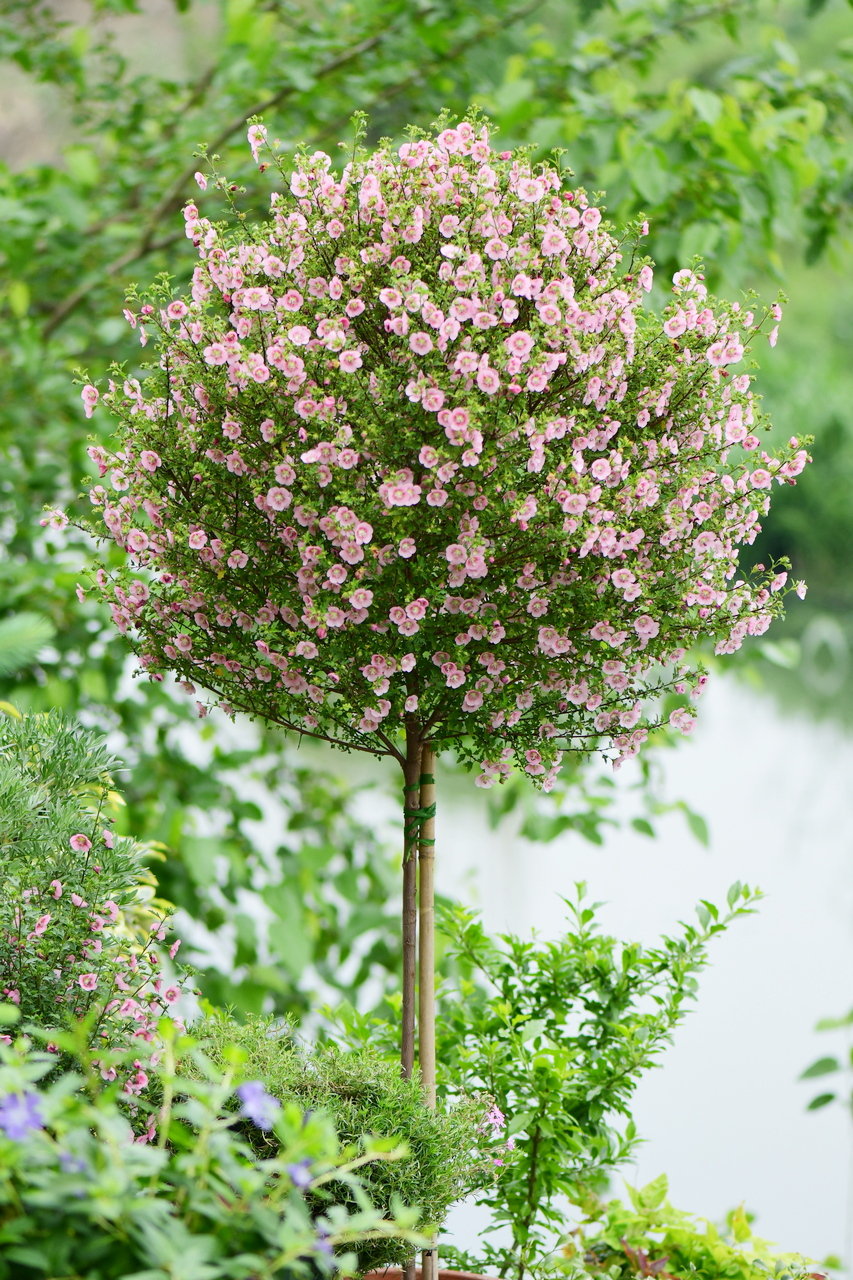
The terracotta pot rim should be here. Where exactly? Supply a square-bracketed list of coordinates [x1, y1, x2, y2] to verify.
[362, 1270, 500, 1280]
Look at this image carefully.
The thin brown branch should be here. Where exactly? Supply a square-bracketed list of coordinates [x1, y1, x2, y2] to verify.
[41, 232, 184, 339]
[40, 29, 391, 341]
[146, 29, 389, 236]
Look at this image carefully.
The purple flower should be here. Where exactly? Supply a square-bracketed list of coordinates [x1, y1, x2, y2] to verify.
[286, 1156, 313, 1188]
[314, 1227, 334, 1257]
[59, 1151, 87, 1174]
[0, 1090, 44, 1140]
[236, 1080, 281, 1130]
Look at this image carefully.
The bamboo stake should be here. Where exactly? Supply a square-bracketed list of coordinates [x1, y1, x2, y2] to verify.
[418, 744, 438, 1280]
[401, 736, 421, 1081]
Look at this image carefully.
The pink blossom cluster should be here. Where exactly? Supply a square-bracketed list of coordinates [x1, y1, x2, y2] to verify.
[2, 827, 187, 1077]
[81, 118, 807, 784]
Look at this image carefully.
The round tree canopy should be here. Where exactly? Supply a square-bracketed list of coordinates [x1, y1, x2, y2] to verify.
[78, 116, 808, 785]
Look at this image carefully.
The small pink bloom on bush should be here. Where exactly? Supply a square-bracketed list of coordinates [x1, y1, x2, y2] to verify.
[70, 834, 91, 853]
[81, 385, 99, 418]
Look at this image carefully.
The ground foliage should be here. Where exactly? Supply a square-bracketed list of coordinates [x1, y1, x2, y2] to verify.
[555, 1175, 823, 1280]
[0, 1014, 424, 1279]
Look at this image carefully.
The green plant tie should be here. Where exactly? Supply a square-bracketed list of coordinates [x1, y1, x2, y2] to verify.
[402, 779, 436, 846]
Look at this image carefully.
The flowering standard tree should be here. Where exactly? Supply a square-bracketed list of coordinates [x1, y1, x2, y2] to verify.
[76, 115, 807, 1120]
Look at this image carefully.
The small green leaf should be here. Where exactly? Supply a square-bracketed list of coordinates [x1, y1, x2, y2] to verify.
[0, 611, 55, 675]
[730, 1204, 751, 1243]
[687, 88, 723, 126]
[631, 817, 655, 838]
[638, 1174, 668, 1210]
[800, 1056, 839, 1079]
[0, 1002, 20, 1025]
[685, 810, 710, 848]
[7, 281, 29, 319]
[807, 1092, 836, 1111]
[815, 1011, 853, 1031]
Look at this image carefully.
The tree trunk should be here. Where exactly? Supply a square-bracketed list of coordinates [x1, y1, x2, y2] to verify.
[418, 744, 437, 1106]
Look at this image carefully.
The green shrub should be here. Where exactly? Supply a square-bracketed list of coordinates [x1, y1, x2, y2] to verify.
[553, 1176, 823, 1280]
[197, 1011, 485, 1274]
[430, 884, 761, 1279]
[0, 710, 190, 1060]
[0, 1006, 423, 1280]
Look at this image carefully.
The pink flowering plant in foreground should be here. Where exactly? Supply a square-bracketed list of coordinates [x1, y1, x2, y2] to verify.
[76, 114, 808, 1093]
[0, 712, 188, 1116]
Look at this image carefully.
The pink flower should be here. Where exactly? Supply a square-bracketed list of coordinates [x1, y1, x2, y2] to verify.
[339, 350, 363, 372]
[70, 834, 92, 853]
[78, 973, 98, 991]
[634, 616, 660, 642]
[247, 122, 268, 162]
[81, 384, 99, 418]
[516, 177, 545, 203]
[504, 331, 534, 360]
[669, 707, 697, 734]
[194, 171, 207, 190]
[476, 366, 500, 395]
[49, 880, 63, 899]
[410, 331, 433, 355]
[266, 487, 291, 511]
[405, 597, 428, 620]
